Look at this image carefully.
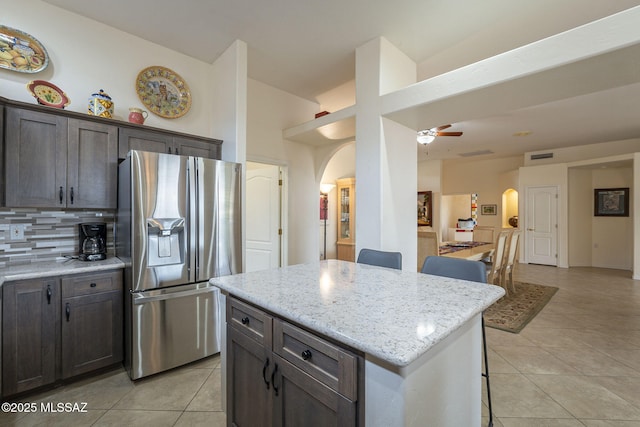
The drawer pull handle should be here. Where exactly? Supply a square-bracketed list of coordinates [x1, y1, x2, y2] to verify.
[301, 349, 312, 361]
[241, 316, 250, 325]
[90, 283, 97, 287]
[271, 363, 279, 396]
[262, 358, 270, 390]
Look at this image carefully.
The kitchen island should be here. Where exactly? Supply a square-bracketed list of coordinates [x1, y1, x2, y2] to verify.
[210, 259, 504, 426]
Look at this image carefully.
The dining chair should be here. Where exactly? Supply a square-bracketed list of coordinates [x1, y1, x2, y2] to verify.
[473, 226, 495, 244]
[356, 248, 402, 270]
[417, 231, 439, 271]
[420, 256, 494, 427]
[486, 230, 512, 291]
[501, 230, 522, 294]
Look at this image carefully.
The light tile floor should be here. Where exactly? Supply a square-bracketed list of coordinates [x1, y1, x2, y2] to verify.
[2, 263, 639, 426]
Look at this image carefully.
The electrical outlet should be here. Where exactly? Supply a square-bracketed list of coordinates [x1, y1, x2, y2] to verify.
[9, 224, 25, 241]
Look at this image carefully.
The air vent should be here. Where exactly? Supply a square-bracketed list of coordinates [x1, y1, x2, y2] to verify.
[458, 150, 494, 157]
[530, 152, 554, 160]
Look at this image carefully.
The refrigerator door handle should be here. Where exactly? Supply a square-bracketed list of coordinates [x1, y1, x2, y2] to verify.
[186, 161, 190, 278]
[132, 285, 217, 305]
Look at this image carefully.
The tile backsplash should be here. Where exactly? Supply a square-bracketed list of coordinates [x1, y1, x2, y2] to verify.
[0, 208, 115, 268]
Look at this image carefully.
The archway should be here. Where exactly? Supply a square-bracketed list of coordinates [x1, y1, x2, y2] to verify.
[318, 142, 355, 260]
[502, 188, 519, 228]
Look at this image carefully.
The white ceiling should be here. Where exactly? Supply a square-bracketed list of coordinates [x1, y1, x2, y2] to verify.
[44, 0, 640, 161]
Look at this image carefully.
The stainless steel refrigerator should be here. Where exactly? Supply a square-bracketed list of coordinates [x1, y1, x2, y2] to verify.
[117, 150, 242, 380]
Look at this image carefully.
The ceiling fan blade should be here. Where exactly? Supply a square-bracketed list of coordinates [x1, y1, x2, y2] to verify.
[436, 131, 463, 137]
[433, 124, 451, 131]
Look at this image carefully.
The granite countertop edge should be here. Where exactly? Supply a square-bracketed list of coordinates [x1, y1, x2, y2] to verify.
[0, 257, 125, 286]
[211, 260, 505, 367]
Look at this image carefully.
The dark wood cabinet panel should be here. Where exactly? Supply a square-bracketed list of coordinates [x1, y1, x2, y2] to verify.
[226, 296, 360, 427]
[1, 270, 124, 398]
[0, 103, 4, 205]
[118, 127, 221, 160]
[274, 355, 356, 427]
[5, 108, 68, 207]
[1, 98, 222, 208]
[118, 127, 172, 158]
[61, 290, 123, 378]
[60, 270, 123, 378]
[2, 278, 59, 396]
[173, 136, 220, 159]
[67, 119, 118, 209]
[228, 327, 273, 427]
[4, 108, 118, 208]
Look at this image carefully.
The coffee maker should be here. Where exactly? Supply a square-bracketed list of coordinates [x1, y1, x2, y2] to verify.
[79, 223, 107, 261]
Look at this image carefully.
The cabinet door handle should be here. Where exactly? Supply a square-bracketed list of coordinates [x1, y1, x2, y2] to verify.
[90, 282, 97, 288]
[175, 148, 179, 155]
[46, 284, 52, 304]
[241, 316, 250, 325]
[168, 147, 172, 154]
[70, 187, 74, 204]
[65, 303, 71, 322]
[262, 358, 270, 390]
[271, 363, 279, 396]
[301, 349, 312, 361]
[59, 186, 64, 204]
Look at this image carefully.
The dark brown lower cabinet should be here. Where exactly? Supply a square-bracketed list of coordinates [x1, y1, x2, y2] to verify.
[228, 328, 272, 427]
[273, 355, 356, 426]
[226, 296, 360, 427]
[2, 270, 123, 398]
[60, 271, 123, 379]
[2, 278, 59, 396]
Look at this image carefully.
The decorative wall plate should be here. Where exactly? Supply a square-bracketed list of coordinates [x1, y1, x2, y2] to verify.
[26, 80, 70, 108]
[135, 66, 191, 119]
[0, 25, 49, 73]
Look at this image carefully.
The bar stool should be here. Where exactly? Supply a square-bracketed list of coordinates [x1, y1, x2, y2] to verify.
[356, 248, 402, 270]
[420, 256, 495, 427]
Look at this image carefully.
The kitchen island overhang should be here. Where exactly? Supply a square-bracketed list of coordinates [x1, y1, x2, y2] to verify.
[210, 259, 505, 426]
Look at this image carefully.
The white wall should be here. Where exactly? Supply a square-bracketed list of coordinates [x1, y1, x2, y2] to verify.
[441, 156, 523, 229]
[591, 167, 633, 270]
[568, 168, 593, 266]
[320, 143, 356, 260]
[3, 0, 219, 138]
[525, 138, 640, 167]
[246, 79, 321, 265]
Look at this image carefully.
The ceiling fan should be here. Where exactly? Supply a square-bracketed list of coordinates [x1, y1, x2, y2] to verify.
[417, 125, 463, 144]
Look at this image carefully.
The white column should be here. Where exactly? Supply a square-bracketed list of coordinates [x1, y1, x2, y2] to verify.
[633, 153, 640, 279]
[355, 38, 418, 270]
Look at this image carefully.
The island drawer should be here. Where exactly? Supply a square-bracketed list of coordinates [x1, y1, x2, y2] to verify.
[273, 319, 357, 400]
[61, 270, 122, 298]
[227, 297, 273, 349]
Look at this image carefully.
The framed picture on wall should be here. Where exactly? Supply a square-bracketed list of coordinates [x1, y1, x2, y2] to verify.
[481, 204, 497, 215]
[594, 188, 629, 216]
[417, 191, 432, 226]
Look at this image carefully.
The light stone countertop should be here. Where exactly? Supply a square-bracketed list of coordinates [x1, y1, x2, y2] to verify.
[210, 259, 505, 367]
[0, 257, 125, 286]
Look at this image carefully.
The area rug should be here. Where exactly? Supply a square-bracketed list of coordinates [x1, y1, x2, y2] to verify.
[484, 282, 558, 333]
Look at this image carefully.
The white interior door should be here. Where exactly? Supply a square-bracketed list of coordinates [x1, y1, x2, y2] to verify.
[245, 162, 281, 272]
[526, 186, 558, 266]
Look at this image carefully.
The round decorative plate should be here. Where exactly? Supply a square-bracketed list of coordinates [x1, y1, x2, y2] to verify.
[0, 25, 49, 73]
[135, 66, 191, 119]
[26, 80, 70, 108]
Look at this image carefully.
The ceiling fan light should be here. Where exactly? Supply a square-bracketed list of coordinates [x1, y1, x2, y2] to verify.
[417, 132, 435, 145]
